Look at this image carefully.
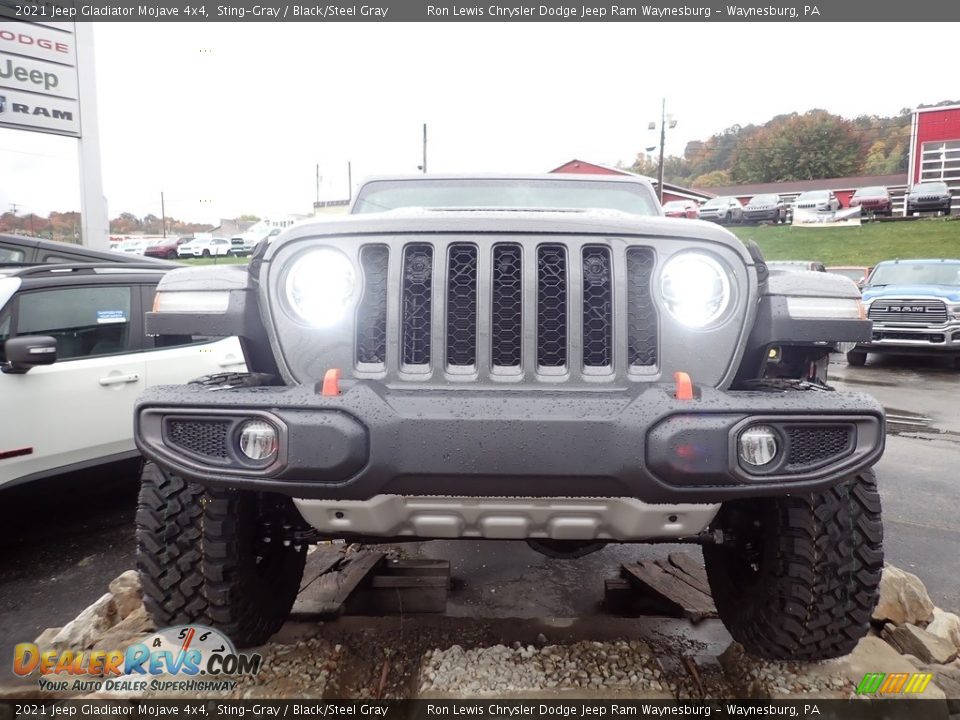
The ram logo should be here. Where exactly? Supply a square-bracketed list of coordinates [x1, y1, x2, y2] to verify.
[0, 97, 72, 121]
[0, 95, 5, 114]
[889, 306, 926, 313]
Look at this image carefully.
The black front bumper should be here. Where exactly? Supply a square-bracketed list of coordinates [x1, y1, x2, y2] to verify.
[135, 381, 884, 504]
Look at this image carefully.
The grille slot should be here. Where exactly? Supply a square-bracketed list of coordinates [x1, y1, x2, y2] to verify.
[446, 244, 478, 367]
[582, 247, 613, 368]
[785, 426, 852, 470]
[626, 247, 658, 367]
[537, 245, 568, 368]
[356, 245, 389, 365]
[166, 419, 231, 460]
[491, 244, 523, 368]
[868, 299, 947, 324]
[401, 244, 434, 366]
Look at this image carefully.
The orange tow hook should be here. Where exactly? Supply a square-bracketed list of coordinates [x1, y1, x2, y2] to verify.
[674, 371, 694, 401]
[321, 368, 342, 396]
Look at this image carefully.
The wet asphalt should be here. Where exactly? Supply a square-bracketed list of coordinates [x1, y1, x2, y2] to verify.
[1, 355, 958, 684]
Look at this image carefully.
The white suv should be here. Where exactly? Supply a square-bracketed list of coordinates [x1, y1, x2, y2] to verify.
[177, 237, 233, 258]
[0, 264, 246, 489]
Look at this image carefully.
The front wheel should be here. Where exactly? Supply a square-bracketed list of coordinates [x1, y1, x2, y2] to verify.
[136, 463, 306, 647]
[703, 470, 882, 660]
[846, 350, 867, 366]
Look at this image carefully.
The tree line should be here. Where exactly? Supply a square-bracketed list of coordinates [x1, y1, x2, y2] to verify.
[628, 101, 960, 188]
[0, 211, 214, 243]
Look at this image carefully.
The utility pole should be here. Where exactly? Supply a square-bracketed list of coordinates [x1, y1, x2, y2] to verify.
[9, 202, 19, 215]
[316, 163, 321, 204]
[347, 161, 353, 202]
[648, 99, 676, 205]
[160, 191, 167, 238]
[422, 123, 427, 174]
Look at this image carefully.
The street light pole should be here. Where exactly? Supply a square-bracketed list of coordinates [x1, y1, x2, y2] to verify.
[422, 123, 428, 174]
[656, 98, 666, 204]
[160, 191, 167, 238]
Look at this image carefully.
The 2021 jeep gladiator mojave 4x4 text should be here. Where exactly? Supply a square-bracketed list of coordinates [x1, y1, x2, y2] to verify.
[134, 175, 884, 660]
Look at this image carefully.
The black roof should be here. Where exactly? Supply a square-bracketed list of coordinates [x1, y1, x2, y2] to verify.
[0, 233, 179, 267]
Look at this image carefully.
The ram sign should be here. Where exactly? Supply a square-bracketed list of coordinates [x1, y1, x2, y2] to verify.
[0, 20, 80, 137]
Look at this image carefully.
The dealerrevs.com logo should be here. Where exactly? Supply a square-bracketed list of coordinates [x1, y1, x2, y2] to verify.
[13, 625, 261, 694]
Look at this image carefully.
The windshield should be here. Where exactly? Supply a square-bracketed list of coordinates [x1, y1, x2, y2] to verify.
[662, 201, 686, 210]
[797, 190, 828, 201]
[868, 263, 960, 287]
[352, 178, 660, 216]
[913, 182, 948, 194]
[750, 194, 779, 204]
[701, 197, 727, 208]
[854, 186, 885, 197]
[828, 268, 866, 281]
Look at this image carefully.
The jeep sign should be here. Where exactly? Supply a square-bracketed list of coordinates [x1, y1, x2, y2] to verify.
[0, 21, 79, 137]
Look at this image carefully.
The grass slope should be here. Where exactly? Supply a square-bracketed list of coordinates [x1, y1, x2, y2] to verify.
[731, 217, 960, 266]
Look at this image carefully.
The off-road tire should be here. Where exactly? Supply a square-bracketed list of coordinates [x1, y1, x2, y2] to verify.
[846, 350, 867, 367]
[703, 470, 882, 661]
[136, 462, 306, 647]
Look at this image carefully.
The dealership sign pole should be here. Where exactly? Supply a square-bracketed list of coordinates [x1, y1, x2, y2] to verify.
[0, 19, 108, 250]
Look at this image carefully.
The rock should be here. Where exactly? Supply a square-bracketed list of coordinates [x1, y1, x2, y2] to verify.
[91, 606, 154, 651]
[51, 593, 120, 650]
[108, 570, 143, 620]
[34, 627, 61, 649]
[872, 565, 935, 626]
[883, 623, 958, 665]
[920, 664, 960, 715]
[926, 608, 960, 652]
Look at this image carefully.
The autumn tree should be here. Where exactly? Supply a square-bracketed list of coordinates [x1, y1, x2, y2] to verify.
[729, 110, 863, 183]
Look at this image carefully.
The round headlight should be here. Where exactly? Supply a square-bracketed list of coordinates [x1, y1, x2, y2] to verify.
[238, 420, 278, 462]
[738, 425, 779, 467]
[285, 248, 356, 327]
[660, 253, 731, 328]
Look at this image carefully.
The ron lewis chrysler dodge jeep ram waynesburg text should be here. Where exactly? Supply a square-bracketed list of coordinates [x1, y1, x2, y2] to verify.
[133, 175, 884, 661]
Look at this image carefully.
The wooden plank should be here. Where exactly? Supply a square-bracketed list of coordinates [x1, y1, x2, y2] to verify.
[603, 577, 679, 617]
[667, 552, 712, 595]
[343, 558, 450, 615]
[298, 547, 345, 590]
[291, 551, 384, 617]
[621, 561, 717, 622]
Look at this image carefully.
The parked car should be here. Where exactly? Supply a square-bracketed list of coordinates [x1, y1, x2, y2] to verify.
[662, 199, 699, 219]
[145, 236, 192, 260]
[177, 237, 232, 258]
[849, 186, 892, 217]
[767, 260, 827, 273]
[827, 266, 872, 288]
[696, 196, 743, 225]
[0, 234, 174, 267]
[0, 262, 245, 490]
[132, 174, 882, 662]
[119, 238, 147, 255]
[849, 258, 960, 368]
[793, 190, 841, 213]
[906, 181, 952, 216]
[742, 194, 788, 224]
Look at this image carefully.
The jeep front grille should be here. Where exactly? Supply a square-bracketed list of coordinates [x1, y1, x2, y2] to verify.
[868, 299, 947, 324]
[401, 244, 434, 366]
[491, 244, 523, 368]
[354, 241, 659, 379]
[356, 245, 389, 365]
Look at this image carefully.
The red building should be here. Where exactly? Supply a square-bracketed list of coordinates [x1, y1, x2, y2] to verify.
[549, 159, 711, 205]
[909, 104, 960, 212]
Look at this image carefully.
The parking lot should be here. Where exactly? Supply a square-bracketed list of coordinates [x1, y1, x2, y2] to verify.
[2, 353, 958, 684]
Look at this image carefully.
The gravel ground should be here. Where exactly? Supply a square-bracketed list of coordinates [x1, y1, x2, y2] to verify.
[419, 640, 670, 697]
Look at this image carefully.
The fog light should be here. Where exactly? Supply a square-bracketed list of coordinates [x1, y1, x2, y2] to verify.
[238, 420, 278, 461]
[739, 425, 779, 467]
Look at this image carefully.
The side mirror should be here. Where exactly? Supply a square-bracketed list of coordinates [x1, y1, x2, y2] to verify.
[2, 336, 58, 374]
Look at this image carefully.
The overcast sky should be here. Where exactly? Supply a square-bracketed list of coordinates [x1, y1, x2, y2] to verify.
[1, 22, 955, 225]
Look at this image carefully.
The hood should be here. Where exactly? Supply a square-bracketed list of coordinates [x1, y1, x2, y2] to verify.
[863, 284, 960, 303]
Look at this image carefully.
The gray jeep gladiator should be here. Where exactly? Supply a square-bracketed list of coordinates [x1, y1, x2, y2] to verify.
[134, 175, 883, 661]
